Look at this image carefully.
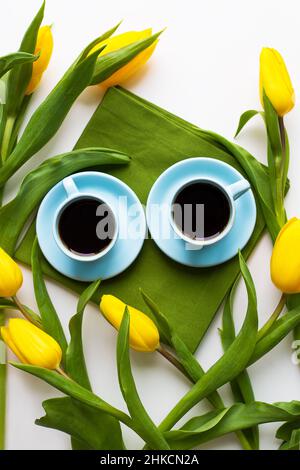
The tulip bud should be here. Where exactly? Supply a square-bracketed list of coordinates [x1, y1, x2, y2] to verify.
[271, 218, 300, 293]
[91, 29, 157, 88]
[1, 319, 62, 369]
[260, 47, 295, 117]
[0, 247, 23, 297]
[100, 295, 160, 352]
[26, 25, 54, 95]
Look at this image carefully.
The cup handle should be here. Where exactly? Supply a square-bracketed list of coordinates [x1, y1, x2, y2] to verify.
[63, 176, 79, 197]
[227, 179, 250, 201]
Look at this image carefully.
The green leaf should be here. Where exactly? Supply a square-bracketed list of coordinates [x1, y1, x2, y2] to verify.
[263, 93, 282, 175]
[140, 289, 255, 451]
[263, 91, 286, 225]
[90, 31, 162, 85]
[140, 289, 224, 410]
[157, 252, 258, 433]
[234, 110, 260, 137]
[140, 289, 173, 346]
[249, 307, 300, 365]
[36, 397, 125, 450]
[277, 419, 300, 450]
[0, 298, 41, 326]
[279, 429, 300, 450]
[1, 3, 44, 163]
[0, 52, 37, 80]
[31, 238, 67, 357]
[71, 437, 91, 450]
[117, 308, 170, 450]
[0, 147, 130, 254]
[4, 95, 32, 157]
[220, 281, 237, 350]
[79, 21, 122, 61]
[277, 418, 300, 442]
[19, 305, 42, 328]
[11, 363, 132, 424]
[165, 401, 300, 450]
[198, 128, 282, 241]
[5, 2, 45, 117]
[30, 274, 125, 451]
[0, 49, 100, 187]
[220, 281, 259, 449]
[11, 362, 159, 446]
[66, 280, 101, 389]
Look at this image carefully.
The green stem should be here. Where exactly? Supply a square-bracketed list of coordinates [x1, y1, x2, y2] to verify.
[12, 295, 41, 328]
[157, 346, 191, 380]
[0, 311, 6, 450]
[1, 116, 15, 163]
[4, 95, 32, 158]
[274, 116, 287, 227]
[274, 175, 285, 227]
[157, 346, 253, 450]
[257, 293, 286, 341]
[278, 117, 287, 194]
[48, 367, 168, 450]
[235, 430, 254, 450]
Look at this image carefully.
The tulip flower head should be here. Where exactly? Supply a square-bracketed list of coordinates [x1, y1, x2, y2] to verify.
[1, 319, 62, 369]
[260, 47, 295, 116]
[100, 295, 160, 352]
[0, 247, 23, 297]
[26, 25, 54, 95]
[271, 218, 300, 293]
[91, 29, 157, 88]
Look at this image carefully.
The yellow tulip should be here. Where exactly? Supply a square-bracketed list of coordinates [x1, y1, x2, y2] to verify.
[91, 29, 157, 88]
[26, 25, 54, 95]
[100, 295, 160, 352]
[260, 47, 295, 117]
[271, 218, 300, 293]
[1, 318, 62, 369]
[0, 247, 23, 297]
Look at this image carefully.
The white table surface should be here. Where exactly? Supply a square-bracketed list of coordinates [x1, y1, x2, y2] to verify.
[3, 0, 300, 450]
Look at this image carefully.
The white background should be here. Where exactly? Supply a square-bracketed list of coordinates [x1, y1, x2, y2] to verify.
[2, 0, 300, 450]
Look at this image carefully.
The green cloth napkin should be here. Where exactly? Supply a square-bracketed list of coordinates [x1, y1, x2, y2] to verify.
[15, 87, 264, 352]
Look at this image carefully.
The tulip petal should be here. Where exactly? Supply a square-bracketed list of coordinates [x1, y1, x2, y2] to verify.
[91, 29, 152, 55]
[271, 218, 300, 293]
[90, 29, 157, 88]
[26, 25, 54, 95]
[260, 47, 295, 117]
[0, 247, 23, 297]
[100, 42, 157, 88]
[7, 319, 62, 369]
[1, 326, 28, 363]
[100, 295, 160, 352]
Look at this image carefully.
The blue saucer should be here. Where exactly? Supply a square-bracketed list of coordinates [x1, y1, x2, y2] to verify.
[36, 171, 146, 281]
[146, 158, 257, 267]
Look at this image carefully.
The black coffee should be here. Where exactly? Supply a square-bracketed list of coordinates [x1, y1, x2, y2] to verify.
[172, 182, 230, 240]
[58, 198, 115, 256]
